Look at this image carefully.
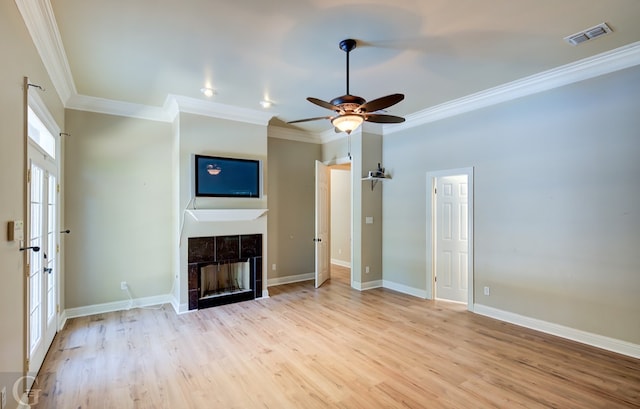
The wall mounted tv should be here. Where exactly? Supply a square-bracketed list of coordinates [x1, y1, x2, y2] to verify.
[194, 154, 261, 198]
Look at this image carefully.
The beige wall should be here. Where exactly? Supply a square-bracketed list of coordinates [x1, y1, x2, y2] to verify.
[64, 110, 173, 308]
[0, 1, 64, 404]
[267, 136, 320, 281]
[382, 66, 640, 344]
[357, 129, 384, 285]
[322, 137, 349, 164]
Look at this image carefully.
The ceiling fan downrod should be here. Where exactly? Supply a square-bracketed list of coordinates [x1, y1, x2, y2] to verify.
[339, 39, 357, 96]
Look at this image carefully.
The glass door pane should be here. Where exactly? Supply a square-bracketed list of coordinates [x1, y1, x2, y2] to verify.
[29, 164, 44, 354]
[46, 175, 57, 323]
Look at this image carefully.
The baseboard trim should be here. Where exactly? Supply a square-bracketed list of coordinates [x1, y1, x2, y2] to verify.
[58, 309, 68, 331]
[64, 294, 173, 320]
[170, 296, 190, 315]
[331, 259, 351, 268]
[267, 273, 314, 287]
[382, 280, 428, 298]
[474, 304, 640, 359]
[352, 280, 383, 291]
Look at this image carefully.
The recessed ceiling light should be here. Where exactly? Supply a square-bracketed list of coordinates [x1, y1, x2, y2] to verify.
[200, 87, 216, 97]
[260, 100, 273, 108]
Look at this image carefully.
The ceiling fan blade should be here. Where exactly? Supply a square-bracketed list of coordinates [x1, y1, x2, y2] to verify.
[365, 114, 405, 124]
[307, 97, 340, 111]
[287, 116, 331, 124]
[359, 93, 404, 113]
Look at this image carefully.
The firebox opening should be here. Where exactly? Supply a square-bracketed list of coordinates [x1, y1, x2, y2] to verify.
[200, 260, 251, 299]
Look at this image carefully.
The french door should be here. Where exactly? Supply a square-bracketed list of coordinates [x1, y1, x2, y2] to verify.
[27, 145, 58, 377]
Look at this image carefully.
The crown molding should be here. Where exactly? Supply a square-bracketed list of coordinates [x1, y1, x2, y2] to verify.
[385, 40, 640, 135]
[167, 94, 274, 126]
[268, 126, 324, 144]
[65, 93, 275, 125]
[66, 94, 174, 122]
[15, 0, 76, 105]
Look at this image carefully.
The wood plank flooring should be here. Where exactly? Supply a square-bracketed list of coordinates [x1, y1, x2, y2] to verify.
[33, 266, 640, 408]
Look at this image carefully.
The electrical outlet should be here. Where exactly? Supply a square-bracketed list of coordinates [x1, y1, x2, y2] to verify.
[484, 286, 490, 296]
[121, 281, 128, 290]
[365, 266, 370, 274]
[1, 385, 7, 409]
[272, 264, 276, 271]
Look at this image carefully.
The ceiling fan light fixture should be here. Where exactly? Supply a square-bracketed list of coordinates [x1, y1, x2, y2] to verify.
[287, 39, 404, 131]
[332, 114, 364, 134]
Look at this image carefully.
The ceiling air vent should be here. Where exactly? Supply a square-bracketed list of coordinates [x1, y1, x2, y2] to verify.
[564, 22, 612, 46]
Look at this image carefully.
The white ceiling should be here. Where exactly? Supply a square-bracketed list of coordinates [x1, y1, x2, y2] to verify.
[25, 1, 640, 133]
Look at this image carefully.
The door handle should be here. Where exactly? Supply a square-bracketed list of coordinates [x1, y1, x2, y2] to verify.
[313, 238, 322, 242]
[19, 246, 40, 252]
[44, 267, 53, 274]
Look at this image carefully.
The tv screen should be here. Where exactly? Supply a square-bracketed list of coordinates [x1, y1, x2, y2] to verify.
[194, 155, 260, 198]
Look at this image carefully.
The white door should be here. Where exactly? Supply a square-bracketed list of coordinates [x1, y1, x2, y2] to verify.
[315, 161, 330, 288]
[27, 150, 58, 378]
[435, 175, 468, 303]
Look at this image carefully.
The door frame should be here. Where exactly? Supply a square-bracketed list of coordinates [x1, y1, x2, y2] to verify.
[426, 167, 474, 311]
[25, 86, 62, 382]
[317, 156, 353, 287]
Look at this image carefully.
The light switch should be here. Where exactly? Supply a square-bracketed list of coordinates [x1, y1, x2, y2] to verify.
[7, 220, 24, 241]
[365, 216, 374, 224]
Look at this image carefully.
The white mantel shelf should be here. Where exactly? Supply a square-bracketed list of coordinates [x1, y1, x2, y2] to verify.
[186, 209, 268, 222]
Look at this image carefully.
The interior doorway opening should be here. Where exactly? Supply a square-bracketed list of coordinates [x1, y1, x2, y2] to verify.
[330, 163, 352, 286]
[314, 157, 352, 289]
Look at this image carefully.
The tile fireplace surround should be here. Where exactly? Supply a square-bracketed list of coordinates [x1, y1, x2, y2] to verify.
[187, 234, 263, 310]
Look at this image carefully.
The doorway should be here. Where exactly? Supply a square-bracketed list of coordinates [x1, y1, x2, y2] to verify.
[314, 159, 352, 288]
[427, 168, 474, 309]
[26, 104, 60, 379]
[330, 163, 352, 286]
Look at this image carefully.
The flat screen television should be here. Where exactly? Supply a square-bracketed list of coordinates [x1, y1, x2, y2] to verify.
[194, 154, 260, 198]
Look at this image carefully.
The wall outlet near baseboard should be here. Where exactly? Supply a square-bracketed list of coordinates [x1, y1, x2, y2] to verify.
[121, 281, 128, 290]
[484, 286, 490, 296]
[365, 266, 370, 274]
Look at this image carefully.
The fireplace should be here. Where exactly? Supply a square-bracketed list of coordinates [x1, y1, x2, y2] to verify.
[188, 234, 262, 310]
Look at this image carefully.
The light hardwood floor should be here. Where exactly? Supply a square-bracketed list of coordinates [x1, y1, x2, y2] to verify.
[33, 266, 639, 408]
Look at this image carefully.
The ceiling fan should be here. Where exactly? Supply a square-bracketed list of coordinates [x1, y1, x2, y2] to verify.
[288, 39, 405, 134]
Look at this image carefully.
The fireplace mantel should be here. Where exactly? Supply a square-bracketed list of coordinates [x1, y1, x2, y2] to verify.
[186, 208, 268, 222]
